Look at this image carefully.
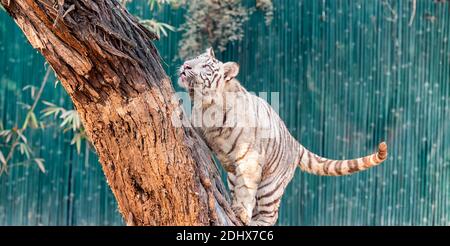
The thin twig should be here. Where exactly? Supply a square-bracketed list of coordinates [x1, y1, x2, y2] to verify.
[27, 69, 51, 120]
[53, 0, 65, 27]
[409, 0, 417, 26]
[7, 160, 35, 168]
[62, 4, 75, 19]
[382, 0, 398, 22]
[0, 67, 52, 175]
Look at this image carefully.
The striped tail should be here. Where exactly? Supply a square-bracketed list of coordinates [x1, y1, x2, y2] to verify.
[297, 142, 388, 176]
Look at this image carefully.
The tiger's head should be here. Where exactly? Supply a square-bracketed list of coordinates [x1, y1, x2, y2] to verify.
[178, 48, 239, 95]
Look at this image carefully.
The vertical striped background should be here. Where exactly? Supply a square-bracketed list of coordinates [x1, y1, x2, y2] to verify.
[0, 0, 449, 225]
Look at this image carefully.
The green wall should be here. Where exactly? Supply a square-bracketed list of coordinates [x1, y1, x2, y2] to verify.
[1, 0, 449, 225]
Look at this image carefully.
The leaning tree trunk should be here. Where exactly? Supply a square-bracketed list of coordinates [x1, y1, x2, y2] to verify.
[1, 0, 240, 226]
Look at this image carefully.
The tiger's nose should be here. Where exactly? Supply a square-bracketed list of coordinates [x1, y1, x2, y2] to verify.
[183, 64, 192, 70]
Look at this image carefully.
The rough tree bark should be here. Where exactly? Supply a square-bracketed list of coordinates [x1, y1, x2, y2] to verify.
[1, 0, 240, 225]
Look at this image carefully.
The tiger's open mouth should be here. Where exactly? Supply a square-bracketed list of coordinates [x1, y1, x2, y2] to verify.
[179, 71, 192, 89]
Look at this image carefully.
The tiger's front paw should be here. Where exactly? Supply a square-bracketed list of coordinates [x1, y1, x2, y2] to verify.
[232, 204, 250, 225]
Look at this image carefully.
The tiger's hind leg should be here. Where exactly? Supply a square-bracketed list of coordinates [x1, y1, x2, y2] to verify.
[229, 154, 262, 225]
[250, 204, 280, 226]
[250, 176, 283, 226]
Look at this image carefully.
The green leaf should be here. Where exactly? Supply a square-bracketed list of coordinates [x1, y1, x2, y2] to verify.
[28, 112, 39, 129]
[41, 101, 57, 107]
[159, 22, 175, 37]
[140, 19, 175, 38]
[23, 85, 37, 99]
[72, 112, 81, 131]
[18, 142, 32, 159]
[71, 133, 82, 154]
[17, 102, 31, 110]
[160, 26, 168, 37]
[0, 151, 6, 165]
[60, 111, 74, 129]
[149, 0, 158, 10]
[41, 101, 65, 119]
[23, 111, 40, 129]
[17, 131, 28, 144]
[4, 130, 13, 143]
[160, 22, 176, 32]
[59, 110, 81, 132]
[34, 158, 46, 173]
[41, 107, 63, 118]
[23, 114, 30, 129]
[0, 130, 14, 143]
[0, 129, 11, 137]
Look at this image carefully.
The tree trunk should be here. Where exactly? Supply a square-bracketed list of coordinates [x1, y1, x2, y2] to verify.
[1, 0, 239, 226]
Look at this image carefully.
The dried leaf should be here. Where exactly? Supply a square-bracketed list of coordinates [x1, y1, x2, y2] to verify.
[34, 158, 46, 173]
[17, 131, 28, 144]
[18, 142, 32, 159]
[0, 130, 11, 137]
[42, 101, 57, 107]
[17, 102, 31, 110]
[28, 112, 39, 129]
[71, 133, 82, 154]
[0, 151, 6, 165]
[23, 85, 37, 99]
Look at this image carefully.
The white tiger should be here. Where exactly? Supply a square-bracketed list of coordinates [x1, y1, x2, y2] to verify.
[178, 48, 388, 226]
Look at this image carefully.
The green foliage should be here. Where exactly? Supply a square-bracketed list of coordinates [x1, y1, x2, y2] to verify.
[0, 149, 5, 166]
[123, 0, 178, 39]
[0, 72, 87, 175]
[23, 85, 37, 99]
[40, 101, 64, 118]
[33, 158, 45, 173]
[17, 142, 31, 159]
[140, 0, 179, 39]
[140, 18, 175, 39]
[256, 0, 274, 25]
[178, 0, 273, 59]
[0, 68, 52, 175]
[0, 129, 14, 143]
[23, 113, 36, 129]
[70, 132, 84, 155]
[59, 110, 81, 132]
[178, 0, 249, 59]
[41, 101, 86, 154]
[148, 0, 185, 10]
[0, 127, 38, 174]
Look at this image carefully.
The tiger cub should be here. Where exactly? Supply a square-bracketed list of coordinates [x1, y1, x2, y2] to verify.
[178, 48, 388, 226]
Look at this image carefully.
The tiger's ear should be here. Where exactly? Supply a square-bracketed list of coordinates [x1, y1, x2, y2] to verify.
[206, 47, 215, 58]
[223, 62, 239, 80]
[223, 62, 239, 81]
